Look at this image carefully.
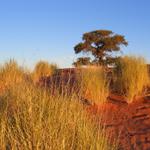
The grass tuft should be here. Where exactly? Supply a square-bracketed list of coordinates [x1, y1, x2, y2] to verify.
[78, 66, 109, 104]
[113, 56, 149, 101]
[32, 60, 57, 83]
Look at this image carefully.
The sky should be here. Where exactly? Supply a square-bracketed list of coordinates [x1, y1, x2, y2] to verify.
[0, 0, 150, 68]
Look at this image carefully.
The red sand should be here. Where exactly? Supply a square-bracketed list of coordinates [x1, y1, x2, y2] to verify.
[87, 94, 150, 150]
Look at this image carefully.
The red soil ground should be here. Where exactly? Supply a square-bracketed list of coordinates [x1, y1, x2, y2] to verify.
[87, 94, 150, 150]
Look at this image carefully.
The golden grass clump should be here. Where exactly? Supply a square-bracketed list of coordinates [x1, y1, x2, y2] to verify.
[114, 56, 149, 101]
[32, 61, 57, 83]
[0, 82, 116, 150]
[0, 59, 27, 93]
[78, 66, 109, 104]
[0, 60, 118, 149]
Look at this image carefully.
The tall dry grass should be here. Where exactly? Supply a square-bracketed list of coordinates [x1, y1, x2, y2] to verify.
[113, 56, 149, 101]
[0, 61, 117, 150]
[0, 59, 28, 94]
[78, 66, 109, 104]
[32, 61, 57, 83]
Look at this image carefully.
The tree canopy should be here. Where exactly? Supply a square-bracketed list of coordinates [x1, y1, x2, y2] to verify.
[73, 30, 128, 66]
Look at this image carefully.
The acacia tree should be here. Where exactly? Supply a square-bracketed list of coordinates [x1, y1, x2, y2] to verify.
[73, 30, 128, 66]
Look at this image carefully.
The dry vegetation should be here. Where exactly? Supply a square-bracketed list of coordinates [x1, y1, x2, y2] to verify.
[32, 60, 57, 83]
[113, 56, 149, 101]
[0, 55, 149, 149]
[78, 66, 109, 104]
[0, 60, 28, 94]
[0, 60, 117, 150]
